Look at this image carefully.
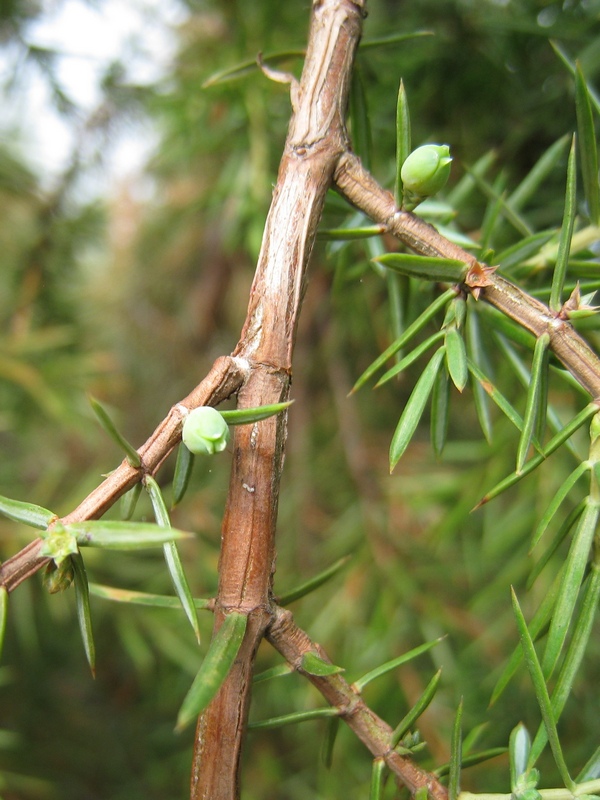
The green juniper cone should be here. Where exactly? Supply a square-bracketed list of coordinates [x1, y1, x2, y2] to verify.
[182, 406, 230, 455]
[401, 144, 452, 208]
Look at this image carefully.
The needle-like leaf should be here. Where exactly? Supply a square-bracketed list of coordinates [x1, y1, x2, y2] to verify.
[550, 136, 577, 311]
[370, 758, 386, 800]
[322, 716, 340, 768]
[528, 500, 586, 589]
[88, 395, 141, 467]
[301, 652, 344, 677]
[490, 566, 564, 706]
[71, 552, 95, 677]
[219, 401, 292, 425]
[375, 253, 468, 283]
[172, 444, 194, 508]
[120, 483, 142, 521]
[144, 476, 201, 644]
[376, 331, 445, 387]
[176, 611, 247, 731]
[530, 462, 590, 550]
[0, 494, 56, 530]
[248, 707, 338, 730]
[448, 698, 463, 800]
[445, 327, 468, 392]
[391, 668, 442, 747]
[431, 365, 450, 457]
[509, 135, 570, 212]
[575, 63, 600, 225]
[529, 563, 600, 767]
[475, 403, 597, 507]
[65, 520, 191, 549]
[466, 311, 493, 443]
[395, 80, 411, 205]
[351, 288, 455, 392]
[89, 584, 211, 610]
[511, 588, 574, 789]
[318, 224, 385, 240]
[542, 497, 600, 678]
[390, 347, 446, 471]
[516, 333, 550, 473]
[353, 637, 444, 692]
[278, 555, 351, 605]
[202, 49, 304, 88]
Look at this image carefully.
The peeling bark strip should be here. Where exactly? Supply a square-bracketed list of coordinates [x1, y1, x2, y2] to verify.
[191, 2, 366, 797]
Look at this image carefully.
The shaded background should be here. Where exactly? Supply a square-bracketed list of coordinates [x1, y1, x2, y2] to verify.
[1, 1, 600, 797]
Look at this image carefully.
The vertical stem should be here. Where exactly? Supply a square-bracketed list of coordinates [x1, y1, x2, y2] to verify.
[190, 2, 366, 797]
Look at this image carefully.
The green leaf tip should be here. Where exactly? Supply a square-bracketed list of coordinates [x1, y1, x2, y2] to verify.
[301, 651, 344, 677]
[278, 554, 351, 605]
[144, 476, 201, 644]
[390, 348, 446, 471]
[353, 636, 445, 692]
[220, 400, 293, 425]
[88, 395, 141, 467]
[72, 553, 96, 677]
[448, 697, 463, 800]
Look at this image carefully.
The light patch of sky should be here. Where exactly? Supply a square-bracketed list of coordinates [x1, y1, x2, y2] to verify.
[0, 0, 187, 195]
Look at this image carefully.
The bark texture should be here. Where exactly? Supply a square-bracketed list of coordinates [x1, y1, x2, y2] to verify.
[190, 2, 366, 797]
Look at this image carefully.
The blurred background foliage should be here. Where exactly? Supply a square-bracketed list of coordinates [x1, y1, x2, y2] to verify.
[1, 0, 600, 798]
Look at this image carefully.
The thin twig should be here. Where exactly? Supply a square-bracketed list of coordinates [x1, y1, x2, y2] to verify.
[334, 151, 600, 398]
[0, 355, 247, 593]
[267, 604, 449, 800]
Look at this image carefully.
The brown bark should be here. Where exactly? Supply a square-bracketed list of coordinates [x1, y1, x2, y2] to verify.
[0, 355, 246, 593]
[334, 152, 600, 399]
[267, 606, 448, 800]
[190, 2, 365, 797]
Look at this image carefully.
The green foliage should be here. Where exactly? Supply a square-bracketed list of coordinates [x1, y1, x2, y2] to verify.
[176, 611, 247, 731]
[1, 1, 600, 798]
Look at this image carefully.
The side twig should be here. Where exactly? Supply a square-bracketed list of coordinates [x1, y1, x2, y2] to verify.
[267, 604, 449, 800]
[0, 355, 247, 592]
[334, 152, 600, 399]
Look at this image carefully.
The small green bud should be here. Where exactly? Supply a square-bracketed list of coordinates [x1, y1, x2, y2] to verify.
[182, 406, 230, 456]
[401, 144, 452, 208]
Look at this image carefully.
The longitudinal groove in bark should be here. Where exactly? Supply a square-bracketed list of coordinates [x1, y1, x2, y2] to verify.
[190, 2, 366, 797]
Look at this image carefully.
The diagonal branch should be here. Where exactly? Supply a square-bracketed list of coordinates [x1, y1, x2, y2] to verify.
[0, 355, 247, 592]
[267, 604, 449, 800]
[334, 152, 600, 399]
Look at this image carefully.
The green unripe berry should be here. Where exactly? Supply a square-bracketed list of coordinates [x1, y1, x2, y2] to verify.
[401, 144, 452, 207]
[182, 406, 230, 456]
